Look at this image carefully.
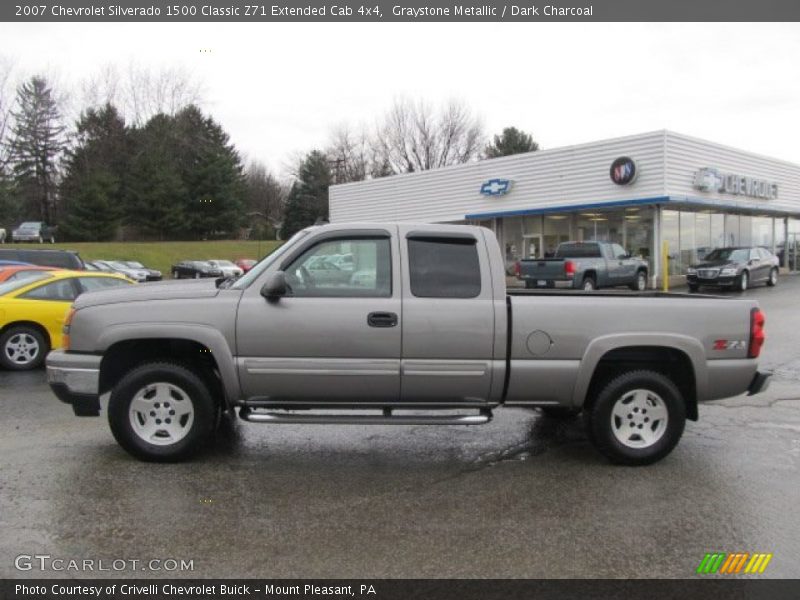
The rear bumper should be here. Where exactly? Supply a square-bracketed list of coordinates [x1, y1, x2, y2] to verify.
[747, 371, 771, 396]
[46, 350, 102, 416]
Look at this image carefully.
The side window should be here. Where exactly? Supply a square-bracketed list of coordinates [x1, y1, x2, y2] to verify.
[79, 277, 131, 293]
[750, 249, 759, 261]
[612, 244, 627, 259]
[285, 237, 391, 298]
[21, 279, 78, 302]
[758, 248, 771, 260]
[408, 237, 481, 298]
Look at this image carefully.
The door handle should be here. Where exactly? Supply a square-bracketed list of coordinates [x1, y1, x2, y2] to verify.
[367, 312, 398, 328]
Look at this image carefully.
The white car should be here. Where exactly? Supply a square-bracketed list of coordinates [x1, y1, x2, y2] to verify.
[95, 260, 149, 283]
[206, 260, 243, 278]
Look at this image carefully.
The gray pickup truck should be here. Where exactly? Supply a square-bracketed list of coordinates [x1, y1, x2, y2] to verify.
[47, 223, 769, 465]
[516, 241, 649, 291]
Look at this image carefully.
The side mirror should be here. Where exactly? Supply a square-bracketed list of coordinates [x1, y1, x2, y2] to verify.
[260, 271, 287, 299]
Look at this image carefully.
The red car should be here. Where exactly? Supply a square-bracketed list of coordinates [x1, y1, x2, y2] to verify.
[0, 265, 58, 283]
[235, 258, 257, 273]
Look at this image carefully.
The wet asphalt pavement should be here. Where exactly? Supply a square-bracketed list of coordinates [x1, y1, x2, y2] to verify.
[1, 279, 800, 579]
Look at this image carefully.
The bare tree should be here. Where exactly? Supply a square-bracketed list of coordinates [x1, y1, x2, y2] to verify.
[244, 159, 286, 232]
[0, 56, 17, 169]
[80, 62, 204, 125]
[326, 124, 375, 183]
[373, 98, 484, 174]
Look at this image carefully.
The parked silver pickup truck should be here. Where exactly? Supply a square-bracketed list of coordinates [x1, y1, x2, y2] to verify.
[47, 223, 769, 465]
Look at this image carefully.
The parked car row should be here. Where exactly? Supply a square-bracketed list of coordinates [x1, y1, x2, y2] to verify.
[171, 259, 247, 279]
[0, 221, 58, 243]
[85, 260, 162, 282]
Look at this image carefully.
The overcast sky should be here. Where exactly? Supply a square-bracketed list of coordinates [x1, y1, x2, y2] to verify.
[2, 22, 800, 174]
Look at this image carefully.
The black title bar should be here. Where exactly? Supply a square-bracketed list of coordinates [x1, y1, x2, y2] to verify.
[4, 0, 800, 22]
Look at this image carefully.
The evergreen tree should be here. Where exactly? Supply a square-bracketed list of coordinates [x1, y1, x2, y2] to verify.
[281, 151, 331, 238]
[172, 106, 246, 239]
[484, 127, 539, 158]
[8, 76, 66, 223]
[124, 114, 188, 240]
[59, 104, 129, 241]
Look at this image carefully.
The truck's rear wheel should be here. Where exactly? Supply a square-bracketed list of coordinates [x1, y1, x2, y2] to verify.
[584, 370, 686, 466]
[108, 362, 216, 462]
[581, 276, 596, 291]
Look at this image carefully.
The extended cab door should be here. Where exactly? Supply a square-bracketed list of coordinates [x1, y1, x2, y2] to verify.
[235, 227, 402, 402]
[609, 242, 637, 283]
[398, 227, 497, 403]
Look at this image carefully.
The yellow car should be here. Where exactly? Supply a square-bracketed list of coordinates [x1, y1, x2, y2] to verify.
[0, 270, 133, 370]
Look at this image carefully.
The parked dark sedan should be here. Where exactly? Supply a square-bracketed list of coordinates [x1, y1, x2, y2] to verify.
[171, 261, 223, 279]
[686, 246, 779, 292]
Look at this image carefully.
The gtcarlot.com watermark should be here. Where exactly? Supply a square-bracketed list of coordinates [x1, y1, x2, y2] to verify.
[15, 554, 194, 572]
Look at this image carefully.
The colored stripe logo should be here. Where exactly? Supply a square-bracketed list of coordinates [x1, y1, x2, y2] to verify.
[696, 552, 773, 574]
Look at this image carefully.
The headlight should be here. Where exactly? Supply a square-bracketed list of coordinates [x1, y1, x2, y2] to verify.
[720, 268, 738, 276]
[687, 268, 697, 274]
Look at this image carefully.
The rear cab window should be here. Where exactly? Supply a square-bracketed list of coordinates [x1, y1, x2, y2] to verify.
[555, 243, 602, 258]
[407, 235, 481, 298]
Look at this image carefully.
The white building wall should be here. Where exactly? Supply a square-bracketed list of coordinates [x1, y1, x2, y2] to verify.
[330, 131, 669, 223]
[329, 130, 800, 223]
[664, 131, 800, 214]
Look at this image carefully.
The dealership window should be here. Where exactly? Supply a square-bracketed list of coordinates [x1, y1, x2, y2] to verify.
[624, 207, 654, 272]
[543, 214, 571, 257]
[501, 218, 523, 270]
[751, 216, 773, 249]
[522, 216, 543, 258]
[662, 210, 681, 275]
[724, 214, 740, 246]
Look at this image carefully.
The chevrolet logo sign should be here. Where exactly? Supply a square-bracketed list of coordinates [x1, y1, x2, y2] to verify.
[480, 178, 512, 196]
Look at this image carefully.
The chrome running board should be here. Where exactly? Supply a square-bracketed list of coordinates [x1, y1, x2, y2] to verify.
[238, 407, 492, 425]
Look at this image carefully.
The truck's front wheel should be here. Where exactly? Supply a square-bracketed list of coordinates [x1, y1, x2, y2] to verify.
[108, 362, 216, 462]
[585, 370, 686, 466]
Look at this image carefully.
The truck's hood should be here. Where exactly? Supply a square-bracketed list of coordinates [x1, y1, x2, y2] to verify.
[74, 279, 223, 309]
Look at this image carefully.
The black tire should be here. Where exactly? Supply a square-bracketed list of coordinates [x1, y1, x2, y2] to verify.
[584, 370, 686, 466]
[49, 236, 55, 244]
[629, 270, 647, 291]
[540, 406, 580, 419]
[581, 275, 596, 291]
[688, 284, 699, 293]
[0, 325, 49, 371]
[108, 362, 217, 462]
[172, 270, 179, 279]
[38, 235, 43, 244]
[736, 270, 749, 292]
[767, 267, 778, 287]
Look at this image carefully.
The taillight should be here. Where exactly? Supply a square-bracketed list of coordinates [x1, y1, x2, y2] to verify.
[63, 308, 76, 351]
[565, 260, 576, 277]
[514, 261, 521, 277]
[748, 307, 765, 358]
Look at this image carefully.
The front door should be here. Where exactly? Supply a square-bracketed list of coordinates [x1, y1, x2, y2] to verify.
[399, 228, 496, 403]
[235, 229, 401, 402]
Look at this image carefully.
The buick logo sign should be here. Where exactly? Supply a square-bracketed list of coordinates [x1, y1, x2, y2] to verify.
[480, 178, 512, 196]
[610, 157, 638, 185]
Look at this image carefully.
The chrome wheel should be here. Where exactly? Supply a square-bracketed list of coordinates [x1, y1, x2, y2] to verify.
[583, 278, 596, 291]
[129, 382, 195, 446]
[769, 269, 778, 286]
[4, 333, 40, 366]
[636, 272, 646, 291]
[610, 388, 668, 449]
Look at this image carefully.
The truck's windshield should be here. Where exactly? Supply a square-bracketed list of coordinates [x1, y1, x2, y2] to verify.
[231, 230, 310, 289]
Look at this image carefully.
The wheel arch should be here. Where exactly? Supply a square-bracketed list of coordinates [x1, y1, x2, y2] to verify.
[0, 320, 52, 348]
[573, 335, 705, 421]
[97, 325, 240, 408]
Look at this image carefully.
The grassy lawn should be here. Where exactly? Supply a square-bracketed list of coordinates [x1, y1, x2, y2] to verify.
[43, 240, 283, 278]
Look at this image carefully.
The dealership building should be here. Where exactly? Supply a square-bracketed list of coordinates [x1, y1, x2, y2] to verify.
[329, 130, 800, 287]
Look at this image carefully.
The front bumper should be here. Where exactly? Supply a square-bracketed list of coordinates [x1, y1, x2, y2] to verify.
[686, 275, 737, 287]
[46, 349, 102, 416]
[12, 234, 39, 241]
